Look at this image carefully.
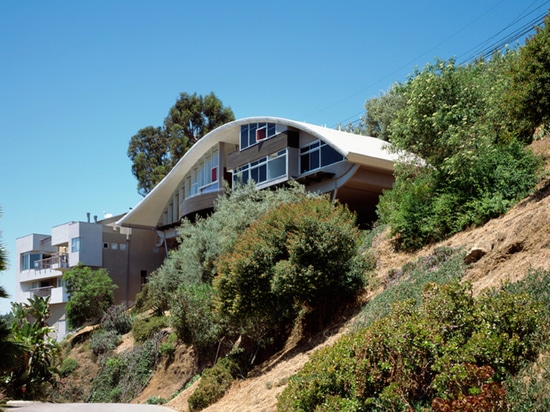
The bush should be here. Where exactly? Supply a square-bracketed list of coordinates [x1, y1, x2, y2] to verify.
[215, 196, 368, 345]
[278, 281, 543, 411]
[145, 182, 317, 312]
[91, 329, 120, 355]
[132, 315, 168, 343]
[170, 283, 222, 351]
[90, 338, 160, 403]
[101, 303, 133, 335]
[188, 351, 246, 411]
[59, 358, 79, 377]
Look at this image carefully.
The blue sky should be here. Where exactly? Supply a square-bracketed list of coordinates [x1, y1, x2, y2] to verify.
[1, 0, 547, 314]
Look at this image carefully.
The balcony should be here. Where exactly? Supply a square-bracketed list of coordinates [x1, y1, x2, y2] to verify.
[35, 253, 69, 271]
[29, 286, 67, 304]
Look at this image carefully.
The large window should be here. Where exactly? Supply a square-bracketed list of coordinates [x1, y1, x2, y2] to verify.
[233, 149, 287, 186]
[21, 253, 41, 270]
[240, 122, 277, 151]
[300, 140, 344, 174]
[186, 148, 219, 198]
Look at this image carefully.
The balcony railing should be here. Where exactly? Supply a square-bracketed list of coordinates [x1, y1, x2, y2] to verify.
[31, 286, 53, 298]
[34, 253, 69, 271]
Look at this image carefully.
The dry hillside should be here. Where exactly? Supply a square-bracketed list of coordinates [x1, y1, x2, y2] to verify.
[62, 136, 550, 412]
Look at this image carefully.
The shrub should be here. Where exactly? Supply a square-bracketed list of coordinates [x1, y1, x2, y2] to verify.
[59, 358, 78, 377]
[145, 181, 317, 312]
[132, 315, 168, 343]
[170, 283, 222, 351]
[90, 338, 160, 403]
[215, 196, 368, 345]
[101, 303, 133, 335]
[278, 281, 543, 411]
[91, 329, 120, 355]
[188, 351, 246, 411]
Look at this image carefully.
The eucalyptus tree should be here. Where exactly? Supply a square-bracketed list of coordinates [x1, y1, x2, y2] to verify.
[128, 92, 234, 196]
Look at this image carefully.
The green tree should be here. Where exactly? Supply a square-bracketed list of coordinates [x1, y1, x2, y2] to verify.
[128, 92, 234, 196]
[377, 56, 540, 250]
[64, 264, 116, 329]
[360, 83, 407, 140]
[505, 12, 550, 142]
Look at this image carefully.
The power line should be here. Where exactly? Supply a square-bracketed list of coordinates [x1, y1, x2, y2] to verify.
[330, 1, 549, 130]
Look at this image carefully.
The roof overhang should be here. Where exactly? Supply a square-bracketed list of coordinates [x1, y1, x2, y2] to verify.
[117, 116, 397, 229]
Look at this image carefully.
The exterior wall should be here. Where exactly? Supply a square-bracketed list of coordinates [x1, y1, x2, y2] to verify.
[16, 216, 167, 341]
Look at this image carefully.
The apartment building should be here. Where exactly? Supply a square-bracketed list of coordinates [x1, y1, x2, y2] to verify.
[15, 214, 165, 339]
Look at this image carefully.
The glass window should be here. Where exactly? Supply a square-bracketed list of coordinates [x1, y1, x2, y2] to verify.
[300, 140, 343, 174]
[240, 122, 280, 151]
[21, 253, 41, 270]
[233, 150, 287, 186]
[71, 237, 80, 253]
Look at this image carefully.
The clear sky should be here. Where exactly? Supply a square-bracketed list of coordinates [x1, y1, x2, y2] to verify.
[1, 0, 548, 314]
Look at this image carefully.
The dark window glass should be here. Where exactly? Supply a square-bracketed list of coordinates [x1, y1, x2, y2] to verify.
[240, 125, 248, 149]
[321, 144, 344, 166]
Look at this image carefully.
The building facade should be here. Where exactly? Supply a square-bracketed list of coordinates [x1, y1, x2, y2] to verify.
[15, 214, 165, 339]
[118, 116, 398, 236]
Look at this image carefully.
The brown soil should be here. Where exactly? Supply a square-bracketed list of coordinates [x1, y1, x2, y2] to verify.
[63, 136, 550, 412]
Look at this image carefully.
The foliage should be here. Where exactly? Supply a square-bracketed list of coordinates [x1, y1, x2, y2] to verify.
[64, 264, 117, 329]
[59, 358, 78, 377]
[128, 92, 234, 196]
[278, 281, 543, 411]
[131, 315, 168, 343]
[215, 196, 368, 345]
[188, 351, 246, 412]
[90, 329, 120, 355]
[89, 337, 160, 403]
[100, 303, 133, 335]
[355, 246, 465, 329]
[5, 296, 61, 399]
[146, 181, 317, 312]
[0, 207, 6, 272]
[170, 283, 222, 351]
[360, 84, 407, 140]
[376, 56, 541, 250]
[505, 13, 550, 141]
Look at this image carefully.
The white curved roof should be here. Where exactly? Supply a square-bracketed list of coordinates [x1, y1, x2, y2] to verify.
[117, 116, 396, 228]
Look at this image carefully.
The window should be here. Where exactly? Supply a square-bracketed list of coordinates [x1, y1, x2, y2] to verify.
[240, 122, 278, 150]
[111, 243, 118, 250]
[300, 140, 344, 174]
[103, 242, 109, 249]
[71, 237, 81, 253]
[21, 253, 41, 270]
[186, 148, 220, 199]
[120, 243, 127, 251]
[233, 149, 287, 186]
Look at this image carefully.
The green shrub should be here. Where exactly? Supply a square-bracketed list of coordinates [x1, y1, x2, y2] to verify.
[146, 396, 168, 404]
[278, 281, 543, 411]
[215, 196, 368, 345]
[170, 283, 222, 351]
[59, 358, 79, 377]
[159, 332, 177, 358]
[132, 315, 168, 343]
[188, 352, 245, 412]
[91, 329, 120, 355]
[101, 303, 133, 335]
[90, 338, 160, 403]
[145, 181, 317, 312]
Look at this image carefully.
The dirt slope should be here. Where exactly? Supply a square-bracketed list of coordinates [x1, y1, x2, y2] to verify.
[163, 136, 550, 412]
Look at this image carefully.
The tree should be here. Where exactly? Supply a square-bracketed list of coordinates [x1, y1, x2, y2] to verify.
[64, 264, 117, 329]
[128, 92, 234, 196]
[7, 296, 61, 399]
[360, 84, 407, 140]
[506, 12, 550, 142]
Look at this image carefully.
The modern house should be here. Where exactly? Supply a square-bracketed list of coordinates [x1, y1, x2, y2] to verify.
[15, 214, 165, 339]
[117, 116, 398, 239]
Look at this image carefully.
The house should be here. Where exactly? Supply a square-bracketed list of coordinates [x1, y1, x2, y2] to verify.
[117, 116, 398, 239]
[15, 214, 165, 340]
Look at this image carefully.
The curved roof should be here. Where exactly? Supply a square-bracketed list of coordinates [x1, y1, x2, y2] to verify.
[117, 116, 396, 229]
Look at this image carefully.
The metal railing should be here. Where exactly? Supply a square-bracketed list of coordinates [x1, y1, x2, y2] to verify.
[31, 286, 53, 298]
[34, 253, 69, 271]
